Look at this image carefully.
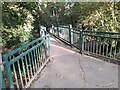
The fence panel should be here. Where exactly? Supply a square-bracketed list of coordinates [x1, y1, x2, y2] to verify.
[0, 63, 6, 89]
[50, 25, 120, 61]
[58, 26, 70, 42]
[82, 31, 120, 60]
[2, 34, 50, 89]
[71, 28, 80, 49]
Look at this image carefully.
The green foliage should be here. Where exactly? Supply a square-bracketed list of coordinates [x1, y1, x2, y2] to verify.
[2, 3, 26, 28]
[79, 2, 120, 33]
[2, 2, 35, 51]
[2, 2, 120, 51]
[1, 26, 33, 49]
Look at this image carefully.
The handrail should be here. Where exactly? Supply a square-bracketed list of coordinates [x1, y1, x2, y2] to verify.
[84, 34, 120, 40]
[1, 31, 50, 88]
[3, 34, 49, 57]
[83, 30, 120, 34]
[51, 25, 120, 63]
[9, 39, 48, 65]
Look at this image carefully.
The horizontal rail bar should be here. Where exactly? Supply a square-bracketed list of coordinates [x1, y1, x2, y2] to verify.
[84, 34, 120, 40]
[71, 30, 80, 34]
[51, 25, 120, 64]
[59, 26, 120, 35]
[83, 30, 120, 34]
[8, 39, 49, 65]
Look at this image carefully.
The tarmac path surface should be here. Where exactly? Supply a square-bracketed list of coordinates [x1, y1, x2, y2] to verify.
[30, 37, 118, 88]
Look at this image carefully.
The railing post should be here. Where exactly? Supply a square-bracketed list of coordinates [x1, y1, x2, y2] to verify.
[57, 26, 60, 37]
[3, 55, 14, 88]
[0, 64, 6, 89]
[44, 27, 47, 35]
[0, 54, 6, 89]
[52, 25, 55, 35]
[80, 30, 83, 53]
[70, 25, 73, 44]
[48, 34, 51, 56]
[57, 26, 59, 37]
[69, 25, 71, 44]
[0, 35, 6, 89]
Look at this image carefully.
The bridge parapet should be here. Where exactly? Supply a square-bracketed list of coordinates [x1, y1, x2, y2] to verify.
[51, 25, 120, 63]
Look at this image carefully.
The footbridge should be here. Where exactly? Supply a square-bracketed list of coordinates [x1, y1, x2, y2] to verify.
[0, 25, 119, 89]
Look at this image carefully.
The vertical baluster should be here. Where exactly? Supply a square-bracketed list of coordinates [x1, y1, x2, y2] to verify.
[33, 49, 37, 71]
[89, 39, 91, 52]
[95, 41, 97, 54]
[12, 63, 19, 88]
[114, 41, 117, 59]
[40, 46, 42, 65]
[41, 46, 43, 64]
[37, 46, 40, 68]
[82, 36, 84, 51]
[106, 44, 109, 57]
[37, 47, 40, 68]
[38, 45, 41, 66]
[90, 39, 93, 53]
[73, 30, 75, 45]
[48, 35, 51, 56]
[30, 51, 36, 75]
[47, 35, 51, 56]
[110, 42, 113, 58]
[28, 52, 33, 78]
[31, 44, 36, 74]
[46, 38, 49, 57]
[38, 46, 41, 67]
[41, 47, 44, 65]
[24, 55, 30, 81]
[119, 46, 120, 58]
[42, 44, 45, 63]
[44, 44, 46, 62]
[69, 25, 71, 44]
[96, 40, 98, 54]
[41, 46, 43, 65]
[88, 39, 89, 52]
[93, 38, 95, 53]
[54, 27, 55, 35]
[36, 47, 40, 69]
[83, 41, 85, 51]
[39, 47, 42, 66]
[0, 65, 6, 88]
[99, 38, 101, 55]
[45, 43, 47, 60]
[3, 55, 14, 88]
[17, 60, 24, 88]
[34, 48, 38, 69]
[102, 41, 105, 56]
[21, 57, 27, 85]
[44, 43, 47, 60]
[11, 55, 19, 88]
[85, 39, 87, 51]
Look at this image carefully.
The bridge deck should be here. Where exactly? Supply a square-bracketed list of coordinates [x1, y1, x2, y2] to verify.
[30, 37, 118, 88]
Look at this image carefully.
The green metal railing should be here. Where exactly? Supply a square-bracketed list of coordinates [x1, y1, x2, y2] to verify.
[82, 30, 120, 60]
[50, 25, 120, 61]
[0, 32, 50, 89]
[0, 63, 6, 89]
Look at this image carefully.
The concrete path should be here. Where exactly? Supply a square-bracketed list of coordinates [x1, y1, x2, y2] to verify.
[30, 37, 118, 88]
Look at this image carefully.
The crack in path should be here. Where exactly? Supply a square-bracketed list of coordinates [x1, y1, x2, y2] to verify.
[74, 52, 86, 88]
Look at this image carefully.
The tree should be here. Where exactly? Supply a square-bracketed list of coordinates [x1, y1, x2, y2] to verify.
[80, 2, 120, 32]
[2, 2, 36, 51]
